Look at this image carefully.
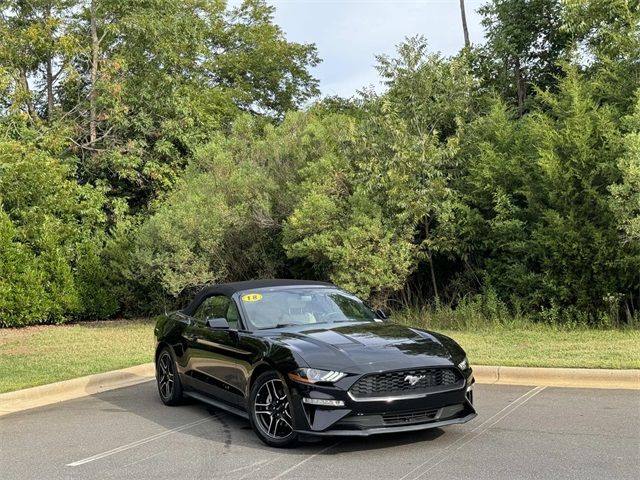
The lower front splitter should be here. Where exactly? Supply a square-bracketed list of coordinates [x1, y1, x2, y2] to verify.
[294, 412, 477, 437]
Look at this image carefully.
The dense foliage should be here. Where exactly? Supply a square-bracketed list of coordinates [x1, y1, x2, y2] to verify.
[1, 0, 638, 327]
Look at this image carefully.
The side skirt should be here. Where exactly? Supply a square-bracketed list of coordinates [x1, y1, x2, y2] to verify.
[183, 391, 250, 420]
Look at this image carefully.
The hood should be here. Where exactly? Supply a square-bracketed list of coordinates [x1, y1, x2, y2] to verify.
[271, 321, 457, 373]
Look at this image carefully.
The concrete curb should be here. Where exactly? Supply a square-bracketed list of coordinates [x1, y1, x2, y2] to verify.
[473, 365, 640, 390]
[0, 363, 155, 417]
[1, 363, 638, 417]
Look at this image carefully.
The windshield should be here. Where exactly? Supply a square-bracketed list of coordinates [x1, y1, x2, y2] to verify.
[238, 287, 377, 330]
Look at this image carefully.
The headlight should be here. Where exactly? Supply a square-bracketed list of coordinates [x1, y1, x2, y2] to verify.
[288, 368, 347, 384]
[458, 356, 469, 371]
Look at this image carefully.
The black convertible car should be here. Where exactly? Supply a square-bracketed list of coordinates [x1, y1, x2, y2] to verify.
[154, 279, 476, 447]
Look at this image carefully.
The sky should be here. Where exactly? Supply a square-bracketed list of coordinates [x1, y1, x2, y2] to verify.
[264, 0, 487, 98]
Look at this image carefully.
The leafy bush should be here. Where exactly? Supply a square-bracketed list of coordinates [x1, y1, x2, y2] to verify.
[0, 141, 115, 326]
[456, 71, 640, 324]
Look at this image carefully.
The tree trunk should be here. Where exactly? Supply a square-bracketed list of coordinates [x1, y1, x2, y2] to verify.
[425, 220, 439, 303]
[459, 0, 471, 49]
[45, 3, 54, 119]
[46, 56, 54, 119]
[428, 250, 439, 304]
[89, 0, 98, 144]
[514, 56, 525, 116]
[20, 69, 35, 120]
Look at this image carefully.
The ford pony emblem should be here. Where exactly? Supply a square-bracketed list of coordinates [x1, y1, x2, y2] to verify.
[404, 374, 425, 386]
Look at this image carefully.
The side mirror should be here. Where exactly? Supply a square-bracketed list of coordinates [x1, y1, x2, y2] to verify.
[206, 317, 230, 329]
[374, 308, 388, 320]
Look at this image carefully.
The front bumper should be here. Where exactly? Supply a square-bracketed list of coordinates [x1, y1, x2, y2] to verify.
[295, 412, 477, 437]
[288, 370, 476, 437]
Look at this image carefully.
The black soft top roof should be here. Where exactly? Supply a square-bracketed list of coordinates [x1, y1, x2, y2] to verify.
[181, 279, 334, 316]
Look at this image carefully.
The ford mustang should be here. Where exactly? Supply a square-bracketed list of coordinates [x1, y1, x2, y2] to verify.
[154, 279, 476, 447]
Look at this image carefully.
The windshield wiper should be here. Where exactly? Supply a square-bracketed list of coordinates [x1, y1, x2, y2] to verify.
[332, 318, 370, 323]
[261, 323, 299, 329]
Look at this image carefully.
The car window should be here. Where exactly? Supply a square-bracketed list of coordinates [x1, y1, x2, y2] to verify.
[239, 288, 375, 329]
[225, 301, 240, 330]
[194, 295, 239, 329]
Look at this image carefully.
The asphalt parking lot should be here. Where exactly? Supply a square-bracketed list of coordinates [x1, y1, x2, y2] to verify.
[1, 382, 638, 480]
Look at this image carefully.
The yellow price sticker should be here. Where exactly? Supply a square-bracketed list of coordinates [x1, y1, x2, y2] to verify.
[241, 293, 263, 302]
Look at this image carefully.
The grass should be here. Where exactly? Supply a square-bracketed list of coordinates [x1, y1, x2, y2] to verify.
[0, 319, 155, 393]
[436, 328, 640, 369]
[395, 308, 640, 370]
[1, 314, 639, 394]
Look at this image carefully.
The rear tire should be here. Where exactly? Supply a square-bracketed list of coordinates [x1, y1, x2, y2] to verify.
[249, 371, 299, 448]
[156, 347, 184, 406]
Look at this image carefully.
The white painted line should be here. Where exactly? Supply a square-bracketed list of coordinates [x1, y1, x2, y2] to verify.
[120, 450, 163, 469]
[66, 415, 224, 467]
[267, 441, 341, 480]
[398, 386, 546, 480]
[412, 386, 546, 479]
[229, 459, 268, 474]
[238, 457, 282, 480]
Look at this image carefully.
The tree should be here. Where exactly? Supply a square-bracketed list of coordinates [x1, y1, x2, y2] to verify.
[0, 0, 320, 209]
[285, 38, 476, 304]
[133, 111, 341, 302]
[564, 0, 640, 116]
[610, 93, 640, 245]
[0, 0, 78, 120]
[0, 140, 112, 326]
[64, 0, 320, 208]
[478, 0, 571, 114]
[459, 0, 471, 49]
[360, 38, 476, 300]
[458, 68, 639, 323]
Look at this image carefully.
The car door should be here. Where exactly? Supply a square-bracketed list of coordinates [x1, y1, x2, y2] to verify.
[182, 294, 253, 406]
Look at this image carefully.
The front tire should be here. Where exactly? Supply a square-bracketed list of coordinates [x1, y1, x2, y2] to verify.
[156, 347, 184, 406]
[249, 371, 298, 448]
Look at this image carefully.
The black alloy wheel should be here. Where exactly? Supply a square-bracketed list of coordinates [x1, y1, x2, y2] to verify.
[157, 348, 183, 405]
[249, 371, 298, 447]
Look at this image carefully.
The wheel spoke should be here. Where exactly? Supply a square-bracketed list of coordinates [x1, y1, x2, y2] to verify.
[158, 353, 175, 399]
[271, 418, 282, 436]
[279, 416, 293, 430]
[266, 381, 277, 402]
[254, 378, 295, 439]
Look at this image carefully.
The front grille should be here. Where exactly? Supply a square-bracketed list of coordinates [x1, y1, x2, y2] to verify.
[382, 408, 439, 425]
[349, 368, 463, 399]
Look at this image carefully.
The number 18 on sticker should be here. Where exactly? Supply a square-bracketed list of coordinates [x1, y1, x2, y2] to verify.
[242, 293, 263, 302]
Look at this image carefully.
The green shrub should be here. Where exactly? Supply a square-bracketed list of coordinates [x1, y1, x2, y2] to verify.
[0, 141, 113, 326]
[0, 210, 48, 327]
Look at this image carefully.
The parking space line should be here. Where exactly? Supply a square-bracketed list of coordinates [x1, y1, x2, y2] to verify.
[230, 459, 268, 474]
[238, 457, 282, 480]
[120, 451, 163, 469]
[267, 441, 341, 480]
[399, 386, 546, 480]
[66, 414, 225, 467]
[411, 386, 546, 479]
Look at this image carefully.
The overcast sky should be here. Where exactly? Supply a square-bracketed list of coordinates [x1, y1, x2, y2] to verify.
[263, 0, 487, 98]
